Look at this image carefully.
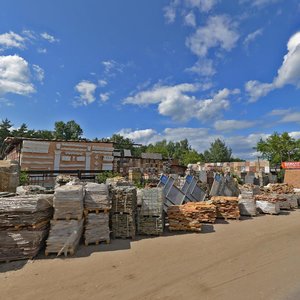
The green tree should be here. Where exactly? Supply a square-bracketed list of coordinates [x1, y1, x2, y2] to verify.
[0, 118, 13, 149]
[204, 139, 232, 162]
[255, 132, 299, 165]
[181, 149, 204, 166]
[54, 120, 83, 140]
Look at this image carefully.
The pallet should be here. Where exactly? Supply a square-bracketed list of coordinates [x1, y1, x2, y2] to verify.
[113, 236, 135, 240]
[84, 239, 110, 246]
[45, 249, 75, 257]
[84, 208, 110, 216]
[53, 214, 82, 221]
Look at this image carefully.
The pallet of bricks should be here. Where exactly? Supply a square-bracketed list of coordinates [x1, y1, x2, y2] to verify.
[238, 184, 260, 217]
[111, 186, 137, 239]
[45, 185, 84, 256]
[167, 202, 216, 232]
[0, 194, 53, 262]
[210, 196, 240, 220]
[83, 183, 111, 246]
[137, 188, 164, 236]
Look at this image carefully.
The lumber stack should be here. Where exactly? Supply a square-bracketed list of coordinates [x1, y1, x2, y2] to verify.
[0, 195, 53, 262]
[167, 204, 203, 232]
[111, 186, 137, 238]
[210, 196, 240, 220]
[83, 183, 111, 245]
[255, 195, 280, 214]
[238, 185, 260, 216]
[53, 185, 84, 220]
[45, 219, 83, 256]
[137, 188, 164, 235]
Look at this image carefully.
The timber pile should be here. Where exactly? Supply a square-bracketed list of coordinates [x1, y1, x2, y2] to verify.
[167, 204, 202, 232]
[111, 186, 137, 238]
[137, 188, 164, 235]
[45, 219, 83, 256]
[238, 185, 260, 216]
[84, 213, 110, 245]
[84, 183, 110, 211]
[255, 195, 280, 214]
[53, 185, 84, 220]
[210, 196, 240, 220]
[0, 195, 53, 262]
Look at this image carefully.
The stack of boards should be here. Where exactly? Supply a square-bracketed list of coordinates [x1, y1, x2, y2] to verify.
[111, 186, 137, 238]
[46, 185, 84, 256]
[210, 196, 240, 220]
[0, 195, 53, 262]
[137, 188, 164, 236]
[84, 183, 110, 245]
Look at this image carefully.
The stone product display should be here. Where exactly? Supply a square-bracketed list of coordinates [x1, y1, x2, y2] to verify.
[111, 213, 135, 238]
[0, 229, 48, 262]
[84, 183, 110, 211]
[111, 186, 137, 214]
[0, 160, 19, 193]
[140, 188, 164, 217]
[45, 219, 83, 256]
[256, 200, 280, 215]
[184, 202, 217, 223]
[53, 185, 84, 220]
[137, 215, 164, 235]
[16, 185, 47, 195]
[238, 185, 260, 217]
[0, 195, 53, 228]
[84, 213, 110, 245]
[263, 183, 294, 194]
[210, 196, 240, 220]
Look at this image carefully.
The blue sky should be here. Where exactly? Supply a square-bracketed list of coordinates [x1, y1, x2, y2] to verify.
[1, 0, 300, 159]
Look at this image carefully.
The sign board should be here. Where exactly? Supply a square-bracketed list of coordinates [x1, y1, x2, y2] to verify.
[281, 162, 300, 169]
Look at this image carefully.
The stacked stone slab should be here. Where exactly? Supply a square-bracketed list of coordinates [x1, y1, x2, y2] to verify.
[167, 204, 203, 232]
[111, 186, 137, 238]
[137, 188, 164, 236]
[255, 194, 280, 214]
[210, 196, 240, 220]
[238, 185, 260, 216]
[185, 202, 217, 223]
[83, 183, 110, 245]
[45, 185, 84, 256]
[0, 195, 53, 262]
[0, 160, 19, 193]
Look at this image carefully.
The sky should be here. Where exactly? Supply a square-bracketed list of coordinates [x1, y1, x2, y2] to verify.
[1, 0, 300, 160]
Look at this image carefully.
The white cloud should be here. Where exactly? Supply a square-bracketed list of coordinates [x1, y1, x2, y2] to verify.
[243, 28, 263, 47]
[184, 12, 196, 27]
[40, 32, 59, 43]
[268, 108, 292, 116]
[74, 80, 97, 106]
[98, 79, 108, 87]
[246, 31, 300, 101]
[0, 98, 14, 107]
[240, 0, 282, 7]
[186, 58, 216, 76]
[32, 64, 44, 82]
[37, 48, 47, 54]
[214, 119, 256, 131]
[185, 0, 218, 12]
[0, 31, 25, 50]
[279, 112, 300, 123]
[102, 60, 124, 76]
[117, 128, 157, 144]
[99, 92, 110, 102]
[186, 15, 239, 58]
[163, 0, 178, 24]
[123, 83, 238, 122]
[0, 55, 35, 96]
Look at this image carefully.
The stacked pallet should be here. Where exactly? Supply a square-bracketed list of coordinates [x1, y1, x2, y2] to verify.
[184, 202, 217, 223]
[238, 185, 260, 216]
[83, 183, 110, 245]
[53, 185, 84, 220]
[255, 194, 280, 215]
[137, 188, 164, 235]
[45, 219, 83, 256]
[111, 186, 137, 238]
[210, 196, 240, 220]
[167, 204, 202, 232]
[0, 195, 53, 262]
[45, 185, 84, 256]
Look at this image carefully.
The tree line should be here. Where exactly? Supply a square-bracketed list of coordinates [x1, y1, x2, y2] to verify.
[1, 118, 299, 166]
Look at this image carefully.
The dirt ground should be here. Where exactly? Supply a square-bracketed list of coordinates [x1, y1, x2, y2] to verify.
[1, 211, 300, 300]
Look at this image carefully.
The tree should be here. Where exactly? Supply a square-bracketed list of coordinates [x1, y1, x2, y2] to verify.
[54, 120, 83, 140]
[181, 150, 204, 166]
[204, 139, 232, 162]
[255, 132, 299, 165]
[0, 118, 13, 149]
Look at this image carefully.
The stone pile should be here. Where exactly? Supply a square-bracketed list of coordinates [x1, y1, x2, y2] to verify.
[0, 160, 19, 193]
[263, 183, 294, 194]
[0, 195, 53, 262]
[210, 196, 240, 220]
[84, 183, 110, 211]
[238, 185, 260, 216]
[255, 194, 281, 214]
[184, 202, 217, 223]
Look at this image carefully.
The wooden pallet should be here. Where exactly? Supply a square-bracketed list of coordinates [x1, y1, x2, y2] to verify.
[84, 208, 110, 216]
[53, 214, 82, 221]
[45, 249, 75, 257]
[84, 239, 110, 246]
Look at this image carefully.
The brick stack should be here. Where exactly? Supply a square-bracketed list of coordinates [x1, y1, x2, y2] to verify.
[0, 195, 53, 262]
[111, 186, 137, 238]
[255, 194, 280, 215]
[238, 185, 260, 216]
[137, 188, 164, 236]
[210, 196, 240, 220]
[45, 185, 84, 256]
[83, 183, 110, 245]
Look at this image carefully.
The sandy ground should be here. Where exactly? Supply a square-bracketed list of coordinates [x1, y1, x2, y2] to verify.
[1, 211, 300, 300]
